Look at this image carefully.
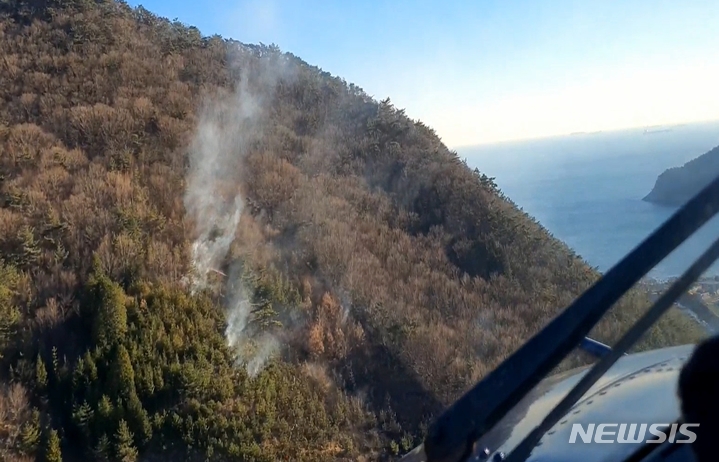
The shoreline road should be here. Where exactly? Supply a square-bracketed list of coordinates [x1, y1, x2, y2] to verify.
[650, 291, 719, 334]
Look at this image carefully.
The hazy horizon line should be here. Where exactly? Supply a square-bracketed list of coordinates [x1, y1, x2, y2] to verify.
[451, 118, 719, 150]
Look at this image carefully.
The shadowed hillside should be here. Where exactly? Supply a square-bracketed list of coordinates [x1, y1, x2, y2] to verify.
[0, 1, 704, 461]
[644, 144, 719, 206]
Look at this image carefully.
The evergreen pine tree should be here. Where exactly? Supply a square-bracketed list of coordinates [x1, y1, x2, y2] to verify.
[93, 433, 111, 462]
[111, 344, 136, 401]
[36, 354, 48, 393]
[89, 271, 128, 347]
[44, 428, 62, 462]
[114, 419, 138, 462]
[19, 409, 41, 455]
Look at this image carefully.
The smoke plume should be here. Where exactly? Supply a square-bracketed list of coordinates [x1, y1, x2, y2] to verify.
[184, 44, 292, 377]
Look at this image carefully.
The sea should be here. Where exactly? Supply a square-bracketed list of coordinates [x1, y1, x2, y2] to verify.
[460, 121, 719, 281]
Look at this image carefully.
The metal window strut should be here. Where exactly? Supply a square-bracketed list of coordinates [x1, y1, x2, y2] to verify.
[414, 173, 719, 462]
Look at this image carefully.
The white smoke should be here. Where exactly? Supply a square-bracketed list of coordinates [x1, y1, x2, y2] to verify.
[187, 197, 243, 293]
[184, 70, 259, 292]
[184, 45, 293, 377]
[225, 282, 253, 347]
[223, 274, 280, 377]
[245, 334, 281, 377]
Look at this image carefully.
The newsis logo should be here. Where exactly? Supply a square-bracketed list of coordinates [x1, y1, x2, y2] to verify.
[568, 423, 699, 444]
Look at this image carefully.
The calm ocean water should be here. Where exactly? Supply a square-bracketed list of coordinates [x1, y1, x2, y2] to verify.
[460, 121, 719, 280]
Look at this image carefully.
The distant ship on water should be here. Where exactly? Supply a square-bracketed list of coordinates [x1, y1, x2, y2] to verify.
[643, 125, 675, 135]
[569, 124, 693, 137]
[644, 128, 673, 135]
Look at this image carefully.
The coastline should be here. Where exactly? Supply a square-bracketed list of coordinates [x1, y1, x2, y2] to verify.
[639, 275, 719, 334]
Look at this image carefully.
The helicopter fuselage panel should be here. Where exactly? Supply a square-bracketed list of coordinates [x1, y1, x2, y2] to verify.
[472, 344, 696, 461]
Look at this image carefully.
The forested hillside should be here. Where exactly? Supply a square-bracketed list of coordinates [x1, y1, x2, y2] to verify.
[0, 1, 704, 461]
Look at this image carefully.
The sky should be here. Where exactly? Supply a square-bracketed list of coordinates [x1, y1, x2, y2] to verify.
[125, 0, 719, 147]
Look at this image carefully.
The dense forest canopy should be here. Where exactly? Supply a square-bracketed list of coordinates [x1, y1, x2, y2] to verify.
[0, 0, 704, 461]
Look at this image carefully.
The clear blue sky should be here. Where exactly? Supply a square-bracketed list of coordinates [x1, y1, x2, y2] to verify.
[126, 0, 719, 147]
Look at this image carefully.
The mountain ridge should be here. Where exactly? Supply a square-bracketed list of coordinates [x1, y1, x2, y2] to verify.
[644, 144, 719, 206]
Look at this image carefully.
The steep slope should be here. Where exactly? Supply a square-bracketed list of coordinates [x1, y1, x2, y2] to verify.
[0, 1, 704, 461]
[644, 144, 719, 206]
